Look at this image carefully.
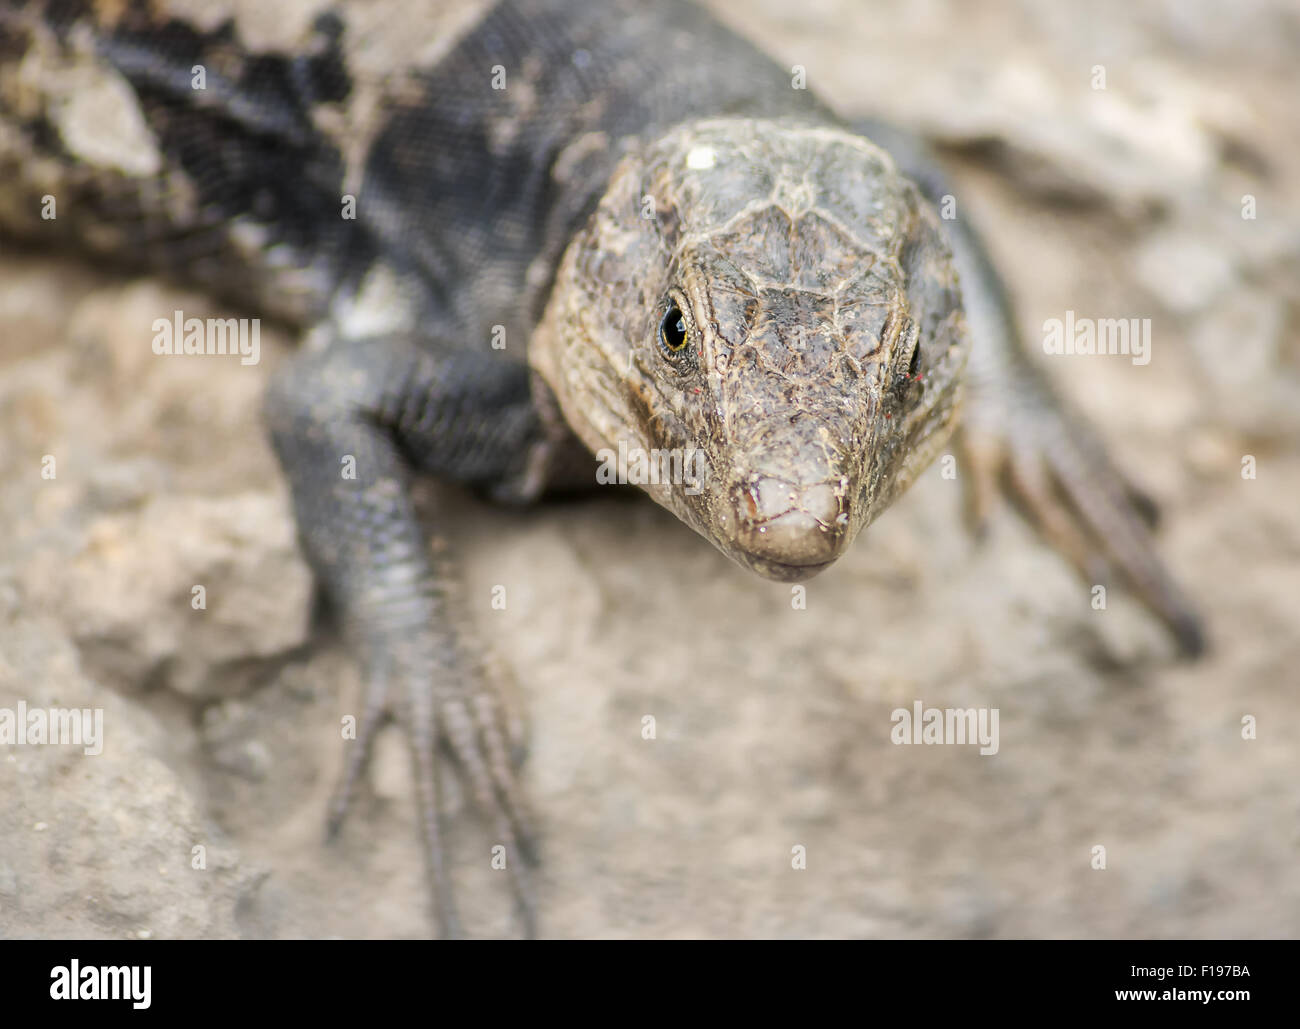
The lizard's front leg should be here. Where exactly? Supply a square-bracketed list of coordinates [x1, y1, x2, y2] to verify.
[946, 213, 1205, 656]
[856, 117, 1204, 655]
[263, 337, 552, 938]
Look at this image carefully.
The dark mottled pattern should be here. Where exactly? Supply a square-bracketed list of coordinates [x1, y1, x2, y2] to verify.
[0, 0, 363, 321]
[359, 0, 827, 352]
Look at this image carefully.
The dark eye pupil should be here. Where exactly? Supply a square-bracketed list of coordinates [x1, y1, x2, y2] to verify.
[660, 305, 688, 351]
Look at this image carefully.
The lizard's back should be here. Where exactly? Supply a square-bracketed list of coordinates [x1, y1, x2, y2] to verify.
[0, 0, 830, 355]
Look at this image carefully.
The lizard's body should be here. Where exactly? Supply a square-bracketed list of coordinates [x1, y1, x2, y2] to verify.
[0, 0, 1202, 936]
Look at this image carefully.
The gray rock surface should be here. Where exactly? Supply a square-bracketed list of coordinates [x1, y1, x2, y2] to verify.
[1, 0, 1297, 937]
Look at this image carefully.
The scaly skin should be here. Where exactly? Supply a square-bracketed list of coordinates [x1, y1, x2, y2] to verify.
[531, 119, 969, 581]
[0, 0, 1203, 937]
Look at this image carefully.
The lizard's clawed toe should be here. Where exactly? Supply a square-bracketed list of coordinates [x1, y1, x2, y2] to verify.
[958, 416, 1206, 658]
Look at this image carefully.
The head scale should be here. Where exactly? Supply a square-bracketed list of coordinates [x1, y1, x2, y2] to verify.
[532, 118, 969, 581]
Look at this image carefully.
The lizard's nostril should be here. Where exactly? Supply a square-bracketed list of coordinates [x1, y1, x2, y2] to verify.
[733, 479, 846, 567]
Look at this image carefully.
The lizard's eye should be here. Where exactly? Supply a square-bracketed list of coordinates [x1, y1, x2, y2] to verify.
[659, 302, 690, 354]
[894, 317, 922, 390]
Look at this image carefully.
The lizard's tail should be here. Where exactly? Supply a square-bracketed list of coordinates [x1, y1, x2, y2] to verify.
[0, 0, 357, 324]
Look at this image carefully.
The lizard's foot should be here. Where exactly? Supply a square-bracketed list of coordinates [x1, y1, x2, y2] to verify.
[265, 339, 549, 937]
[958, 402, 1205, 657]
[325, 641, 537, 939]
[846, 117, 1205, 656]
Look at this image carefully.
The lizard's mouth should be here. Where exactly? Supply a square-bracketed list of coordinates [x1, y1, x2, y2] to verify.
[741, 553, 837, 583]
[713, 476, 852, 581]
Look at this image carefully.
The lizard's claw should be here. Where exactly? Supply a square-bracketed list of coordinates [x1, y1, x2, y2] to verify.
[432, 676, 539, 936]
[325, 647, 538, 939]
[957, 393, 1205, 657]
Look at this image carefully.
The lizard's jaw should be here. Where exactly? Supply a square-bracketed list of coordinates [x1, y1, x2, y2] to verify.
[696, 508, 842, 582]
[737, 553, 837, 583]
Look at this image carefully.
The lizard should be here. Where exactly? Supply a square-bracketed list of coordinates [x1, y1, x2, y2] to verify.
[0, 0, 1205, 937]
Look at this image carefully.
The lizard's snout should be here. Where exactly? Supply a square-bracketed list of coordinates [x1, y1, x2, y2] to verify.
[728, 476, 849, 577]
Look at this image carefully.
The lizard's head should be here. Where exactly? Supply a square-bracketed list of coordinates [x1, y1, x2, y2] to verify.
[533, 119, 969, 581]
